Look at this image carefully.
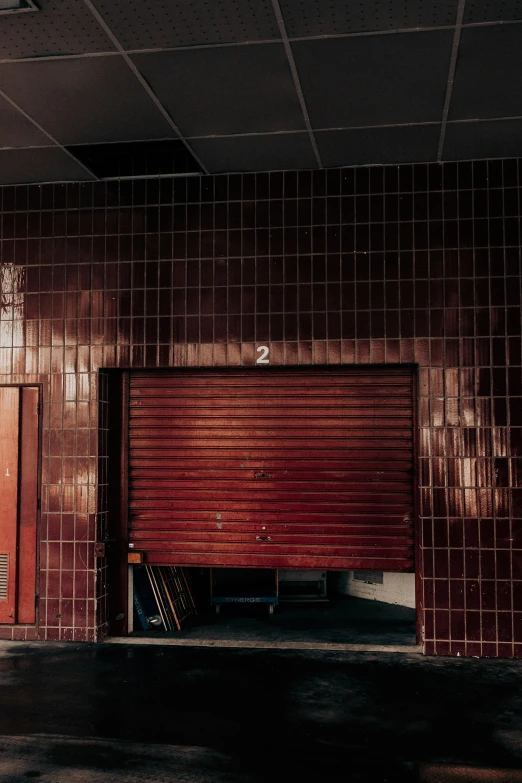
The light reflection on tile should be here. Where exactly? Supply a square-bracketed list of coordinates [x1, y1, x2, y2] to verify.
[0, 159, 521, 654]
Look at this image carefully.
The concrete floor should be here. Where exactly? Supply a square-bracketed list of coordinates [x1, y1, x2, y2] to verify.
[0, 642, 522, 782]
[130, 595, 419, 650]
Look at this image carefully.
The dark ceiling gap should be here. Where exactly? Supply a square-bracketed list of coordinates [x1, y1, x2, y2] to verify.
[66, 140, 203, 179]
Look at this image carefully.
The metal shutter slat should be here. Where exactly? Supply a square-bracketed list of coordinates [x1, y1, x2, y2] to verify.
[128, 368, 415, 571]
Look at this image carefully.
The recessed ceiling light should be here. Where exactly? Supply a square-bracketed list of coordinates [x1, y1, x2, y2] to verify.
[0, 0, 38, 15]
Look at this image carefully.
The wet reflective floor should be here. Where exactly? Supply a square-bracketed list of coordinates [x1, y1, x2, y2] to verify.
[0, 642, 521, 782]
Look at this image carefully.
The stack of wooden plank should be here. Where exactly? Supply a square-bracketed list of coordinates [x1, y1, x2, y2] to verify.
[145, 565, 196, 631]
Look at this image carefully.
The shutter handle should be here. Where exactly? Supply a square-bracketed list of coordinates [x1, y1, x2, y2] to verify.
[256, 536, 272, 542]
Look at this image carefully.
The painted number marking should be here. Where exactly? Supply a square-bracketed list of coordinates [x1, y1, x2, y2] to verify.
[256, 345, 270, 364]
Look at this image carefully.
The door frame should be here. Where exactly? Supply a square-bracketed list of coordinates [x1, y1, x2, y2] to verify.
[106, 370, 130, 636]
[107, 365, 421, 644]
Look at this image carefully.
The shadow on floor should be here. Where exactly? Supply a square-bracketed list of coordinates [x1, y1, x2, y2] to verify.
[0, 644, 521, 782]
[132, 595, 417, 646]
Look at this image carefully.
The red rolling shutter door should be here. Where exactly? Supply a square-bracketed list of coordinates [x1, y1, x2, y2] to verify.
[128, 369, 415, 571]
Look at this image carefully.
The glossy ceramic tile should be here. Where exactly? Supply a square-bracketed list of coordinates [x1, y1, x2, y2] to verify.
[0, 159, 521, 654]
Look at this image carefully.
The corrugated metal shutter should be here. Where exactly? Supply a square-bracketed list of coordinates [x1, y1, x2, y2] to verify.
[128, 368, 415, 571]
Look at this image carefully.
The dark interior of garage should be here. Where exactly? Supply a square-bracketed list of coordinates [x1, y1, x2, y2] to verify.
[129, 566, 418, 648]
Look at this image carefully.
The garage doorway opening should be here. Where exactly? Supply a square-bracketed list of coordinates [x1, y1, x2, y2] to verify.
[126, 566, 417, 650]
[106, 366, 420, 651]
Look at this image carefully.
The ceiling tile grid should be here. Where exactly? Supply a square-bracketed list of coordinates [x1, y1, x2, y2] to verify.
[291, 31, 454, 128]
[279, 0, 459, 38]
[449, 25, 522, 120]
[190, 132, 317, 173]
[0, 0, 520, 182]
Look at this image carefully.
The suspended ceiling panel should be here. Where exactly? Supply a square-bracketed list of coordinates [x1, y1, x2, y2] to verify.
[443, 118, 522, 161]
[449, 25, 522, 120]
[316, 124, 442, 168]
[190, 132, 317, 173]
[292, 31, 454, 128]
[0, 0, 520, 183]
[0, 147, 95, 184]
[90, 0, 280, 49]
[0, 93, 50, 147]
[131, 45, 306, 137]
[0, 55, 175, 144]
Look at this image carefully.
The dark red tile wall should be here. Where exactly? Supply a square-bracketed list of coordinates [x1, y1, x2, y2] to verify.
[0, 161, 521, 655]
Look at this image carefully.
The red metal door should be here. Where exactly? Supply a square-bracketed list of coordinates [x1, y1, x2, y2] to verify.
[0, 387, 20, 623]
[17, 388, 39, 624]
[0, 386, 39, 625]
[128, 368, 415, 570]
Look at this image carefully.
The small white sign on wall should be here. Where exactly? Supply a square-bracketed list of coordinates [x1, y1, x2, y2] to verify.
[256, 345, 270, 364]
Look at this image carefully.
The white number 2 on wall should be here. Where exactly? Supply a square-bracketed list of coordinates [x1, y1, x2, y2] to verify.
[256, 345, 270, 364]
